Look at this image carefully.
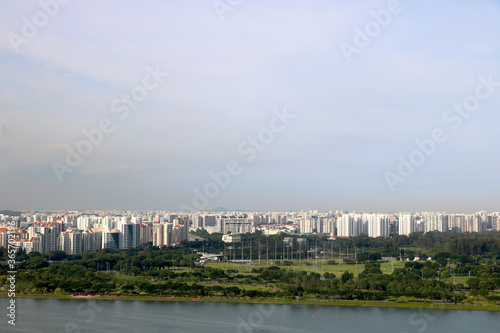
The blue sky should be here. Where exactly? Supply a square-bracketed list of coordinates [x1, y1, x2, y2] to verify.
[1, 0, 500, 213]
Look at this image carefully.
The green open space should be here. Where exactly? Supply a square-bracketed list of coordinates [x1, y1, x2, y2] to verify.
[205, 259, 406, 278]
[2, 232, 500, 310]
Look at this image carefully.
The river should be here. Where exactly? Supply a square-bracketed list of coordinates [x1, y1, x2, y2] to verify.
[2, 298, 499, 332]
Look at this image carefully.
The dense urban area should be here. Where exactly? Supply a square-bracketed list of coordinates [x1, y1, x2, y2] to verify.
[1, 210, 499, 307]
[1, 210, 499, 255]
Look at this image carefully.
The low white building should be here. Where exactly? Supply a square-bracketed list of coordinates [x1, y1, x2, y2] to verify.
[222, 234, 241, 243]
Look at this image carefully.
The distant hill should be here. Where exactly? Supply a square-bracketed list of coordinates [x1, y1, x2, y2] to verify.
[0, 210, 22, 216]
[212, 207, 229, 212]
[212, 207, 244, 212]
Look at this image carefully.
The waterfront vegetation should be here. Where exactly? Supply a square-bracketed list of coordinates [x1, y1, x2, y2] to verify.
[1, 231, 500, 310]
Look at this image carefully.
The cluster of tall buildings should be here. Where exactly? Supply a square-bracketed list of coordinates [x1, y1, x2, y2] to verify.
[188, 210, 499, 238]
[0, 212, 189, 255]
[336, 213, 390, 237]
[0, 209, 499, 255]
[152, 221, 188, 247]
[192, 214, 266, 234]
[398, 211, 497, 235]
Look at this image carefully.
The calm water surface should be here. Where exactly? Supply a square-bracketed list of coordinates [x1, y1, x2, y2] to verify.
[2, 298, 499, 333]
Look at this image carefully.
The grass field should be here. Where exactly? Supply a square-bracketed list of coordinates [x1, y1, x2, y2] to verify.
[204, 260, 406, 278]
[113, 260, 465, 285]
[203, 260, 476, 287]
[441, 276, 469, 285]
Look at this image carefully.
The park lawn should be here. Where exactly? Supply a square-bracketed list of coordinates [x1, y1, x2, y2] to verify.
[199, 282, 274, 292]
[90, 260, 406, 282]
[380, 260, 405, 273]
[204, 261, 253, 273]
[205, 259, 405, 278]
[441, 275, 469, 286]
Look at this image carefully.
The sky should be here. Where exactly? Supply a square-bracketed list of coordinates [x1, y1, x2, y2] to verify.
[1, 0, 500, 213]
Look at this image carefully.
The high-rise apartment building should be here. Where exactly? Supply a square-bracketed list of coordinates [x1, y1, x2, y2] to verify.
[423, 214, 448, 233]
[398, 213, 415, 236]
[367, 214, 389, 238]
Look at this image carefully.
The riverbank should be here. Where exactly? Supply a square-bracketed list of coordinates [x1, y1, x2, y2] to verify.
[2, 293, 499, 311]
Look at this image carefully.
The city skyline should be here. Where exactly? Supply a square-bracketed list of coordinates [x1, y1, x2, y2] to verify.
[2, 207, 500, 215]
[2, 209, 498, 256]
[1, 1, 500, 213]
